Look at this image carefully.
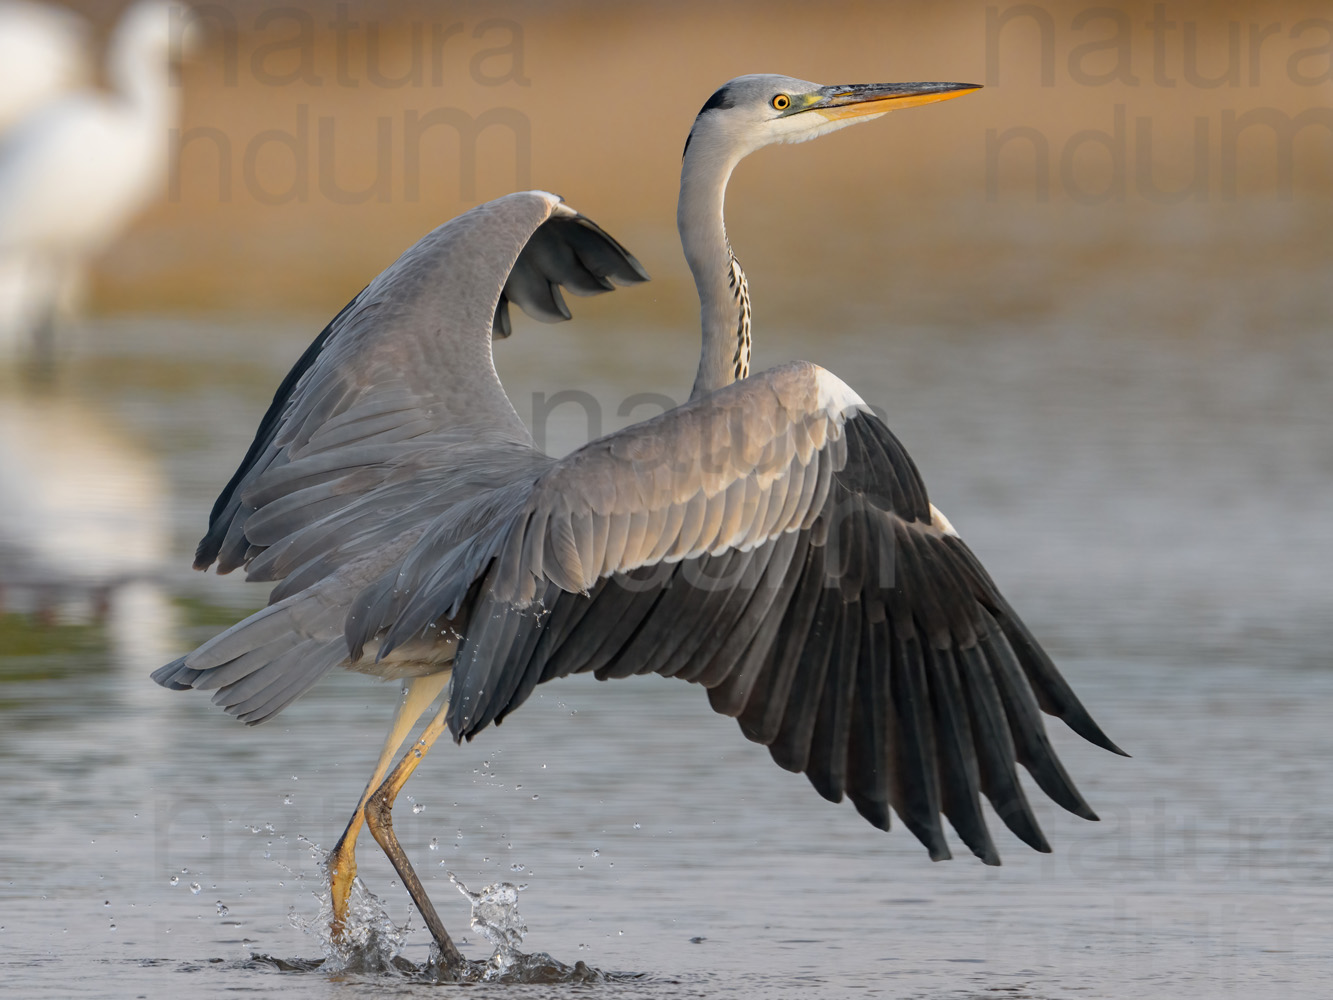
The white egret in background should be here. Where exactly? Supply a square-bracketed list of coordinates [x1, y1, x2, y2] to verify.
[156, 76, 1125, 976]
[0, 1, 89, 133]
[0, 1, 183, 360]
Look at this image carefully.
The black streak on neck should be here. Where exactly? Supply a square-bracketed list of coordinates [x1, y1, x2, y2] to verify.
[683, 84, 736, 158]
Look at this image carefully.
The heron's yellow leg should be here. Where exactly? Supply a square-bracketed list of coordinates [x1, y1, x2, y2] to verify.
[328, 672, 450, 941]
[364, 702, 465, 970]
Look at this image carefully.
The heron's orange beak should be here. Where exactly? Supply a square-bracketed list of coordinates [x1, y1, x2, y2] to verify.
[805, 81, 982, 121]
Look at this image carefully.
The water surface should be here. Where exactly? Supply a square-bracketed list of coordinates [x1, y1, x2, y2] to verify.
[1, 311, 1330, 998]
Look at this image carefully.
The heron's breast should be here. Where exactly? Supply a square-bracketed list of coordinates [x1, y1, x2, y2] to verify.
[348, 632, 458, 681]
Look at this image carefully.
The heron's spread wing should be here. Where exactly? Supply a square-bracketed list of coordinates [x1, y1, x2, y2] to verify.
[193, 192, 647, 577]
[361, 361, 1123, 863]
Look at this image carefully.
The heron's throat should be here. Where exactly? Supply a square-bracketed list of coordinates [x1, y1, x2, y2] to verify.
[726, 254, 752, 384]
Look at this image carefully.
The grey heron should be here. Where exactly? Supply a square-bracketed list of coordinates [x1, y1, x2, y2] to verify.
[155, 74, 1125, 974]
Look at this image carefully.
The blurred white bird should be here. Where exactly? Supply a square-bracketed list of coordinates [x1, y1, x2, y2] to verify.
[0, 1, 183, 360]
[0, 1, 90, 133]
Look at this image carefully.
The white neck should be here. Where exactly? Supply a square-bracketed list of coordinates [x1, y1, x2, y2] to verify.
[110, 36, 174, 124]
[678, 128, 752, 400]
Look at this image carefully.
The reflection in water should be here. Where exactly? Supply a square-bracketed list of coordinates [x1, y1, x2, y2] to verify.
[0, 387, 180, 671]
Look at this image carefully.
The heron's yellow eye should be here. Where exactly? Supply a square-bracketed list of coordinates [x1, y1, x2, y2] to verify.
[772, 94, 790, 111]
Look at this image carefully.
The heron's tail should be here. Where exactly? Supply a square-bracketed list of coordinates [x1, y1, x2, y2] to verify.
[151, 590, 347, 725]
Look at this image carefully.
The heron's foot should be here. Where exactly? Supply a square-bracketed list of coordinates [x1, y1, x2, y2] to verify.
[325, 838, 358, 943]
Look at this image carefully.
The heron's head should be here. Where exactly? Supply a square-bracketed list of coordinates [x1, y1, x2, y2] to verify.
[682, 74, 980, 163]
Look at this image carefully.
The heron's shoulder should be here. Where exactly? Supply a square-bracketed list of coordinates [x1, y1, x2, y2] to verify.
[718, 361, 869, 421]
[528, 362, 869, 508]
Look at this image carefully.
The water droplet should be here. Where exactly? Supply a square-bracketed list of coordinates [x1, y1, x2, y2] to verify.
[103, 900, 110, 907]
[633, 822, 641, 830]
[412, 802, 425, 814]
[429, 838, 439, 851]
[531, 794, 539, 800]
[216, 901, 229, 916]
[282, 795, 292, 806]
[509, 863, 525, 873]
[189, 883, 201, 895]
[515, 784, 522, 790]
[591, 849, 600, 858]
[577, 864, 584, 870]
[169, 876, 179, 886]
[108, 922, 116, 930]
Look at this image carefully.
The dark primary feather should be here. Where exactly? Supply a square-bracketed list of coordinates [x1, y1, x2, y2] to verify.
[493, 215, 648, 337]
[193, 290, 363, 570]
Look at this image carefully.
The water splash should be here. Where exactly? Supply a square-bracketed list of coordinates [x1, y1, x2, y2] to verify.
[257, 846, 616, 983]
[290, 872, 411, 974]
[447, 873, 526, 972]
[423, 873, 601, 984]
[280, 844, 412, 975]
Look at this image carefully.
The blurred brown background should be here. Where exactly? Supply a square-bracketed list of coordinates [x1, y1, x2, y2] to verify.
[59, 0, 1331, 339]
